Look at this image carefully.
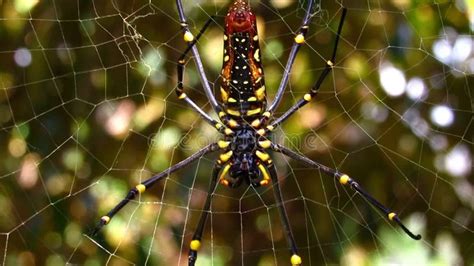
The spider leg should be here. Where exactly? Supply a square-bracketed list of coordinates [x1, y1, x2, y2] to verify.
[268, 0, 316, 113]
[177, 16, 225, 129]
[188, 163, 222, 265]
[272, 144, 422, 240]
[90, 143, 219, 236]
[176, 0, 221, 113]
[266, 162, 302, 266]
[270, 8, 347, 129]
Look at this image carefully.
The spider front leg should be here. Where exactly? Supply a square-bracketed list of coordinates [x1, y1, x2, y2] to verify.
[90, 143, 219, 236]
[273, 144, 422, 240]
[271, 8, 347, 129]
[176, 0, 221, 113]
[268, 0, 316, 112]
[176, 16, 229, 132]
[188, 163, 222, 265]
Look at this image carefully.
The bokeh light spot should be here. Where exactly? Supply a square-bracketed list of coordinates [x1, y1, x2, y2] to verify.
[14, 48, 32, 67]
[430, 105, 454, 127]
[379, 64, 406, 97]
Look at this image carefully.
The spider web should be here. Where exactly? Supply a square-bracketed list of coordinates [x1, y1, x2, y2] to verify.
[0, 0, 473, 265]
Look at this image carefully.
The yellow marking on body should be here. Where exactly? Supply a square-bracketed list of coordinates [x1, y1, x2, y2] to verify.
[224, 55, 230, 62]
[258, 164, 271, 182]
[224, 35, 228, 41]
[256, 150, 270, 162]
[219, 164, 232, 186]
[220, 87, 229, 102]
[388, 212, 396, 221]
[228, 119, 238, 128]
[227, 109, 241, 116]
[224, 128, 234, 135]
[101, 216, 111, 224]
[254, 49, 260, 62]
[257, 129, 266, 136]
[215, 123, 222, 130]
[266, 125, 274, 131]
[260, 180, 269, 186]
[255, 77, 262, 83]
[339, 174, 350, 185]
[258, 68, 262, 74]
[258, 140, 272, 149]
[304, 93, 312, 101]
[190, 240, 201, 251]
[263, 111, 271, 118]
[136, 184, 146, 194]
[247, 96, 257, 102]
[294, 34, 305, 44]
[184, 31, 194, 42]
[219, 151, 233, 162]
[219, 111, 226, 118]
[218, 140, 230, 149]
[178, 93, 187, 99]
[251, 119, 261, 128]
[253, 35, 258, 41]
[327, 60, 334, 67]
[228, 97, 237, 103]
[291, 254, 302, 265]
[247, 108, 261, 116]
[255, 85, 266, 101]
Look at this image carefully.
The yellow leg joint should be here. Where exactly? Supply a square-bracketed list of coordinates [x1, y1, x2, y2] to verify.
[219, 151, 233, 162]
[251, 119, 261, 128]
[136, 184, 146, 194]
[224, 128, 234, 135]
[256, 150, 270, 162]
[294, 34, 305, 44]
[258, 140, 272, 149]
[184, 31, 194, 42]
[101, 216, 111, 225]
[303, 93, 312, 101]
[218, 140, 230, 149]
[388, 212, 396, 221]
[178, 92, 187, 99]
[190, 240, 201, 251]
[327, 60, 334, 67]
[339, 174, 350, 185]
[291, 254, 302, 265]
[228, 119, 238, 128]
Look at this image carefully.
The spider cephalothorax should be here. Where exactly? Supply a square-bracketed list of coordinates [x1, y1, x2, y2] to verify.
[93, 1, 421, 265]
[221, 125, 267, 188]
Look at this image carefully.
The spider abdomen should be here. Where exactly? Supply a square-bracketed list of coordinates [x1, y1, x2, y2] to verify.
[220, 0, 266, 121]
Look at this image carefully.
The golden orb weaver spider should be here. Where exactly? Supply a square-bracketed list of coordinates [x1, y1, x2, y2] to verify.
[92, 0, 421, 264]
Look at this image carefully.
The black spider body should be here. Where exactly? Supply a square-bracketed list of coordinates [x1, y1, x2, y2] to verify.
[226, 126, 261, 187]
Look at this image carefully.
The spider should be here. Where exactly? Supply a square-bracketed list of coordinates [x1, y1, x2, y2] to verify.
[92, 0, 421, 264]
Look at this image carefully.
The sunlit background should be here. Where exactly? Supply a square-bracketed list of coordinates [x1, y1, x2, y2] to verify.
[0, 0, 473, 265]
